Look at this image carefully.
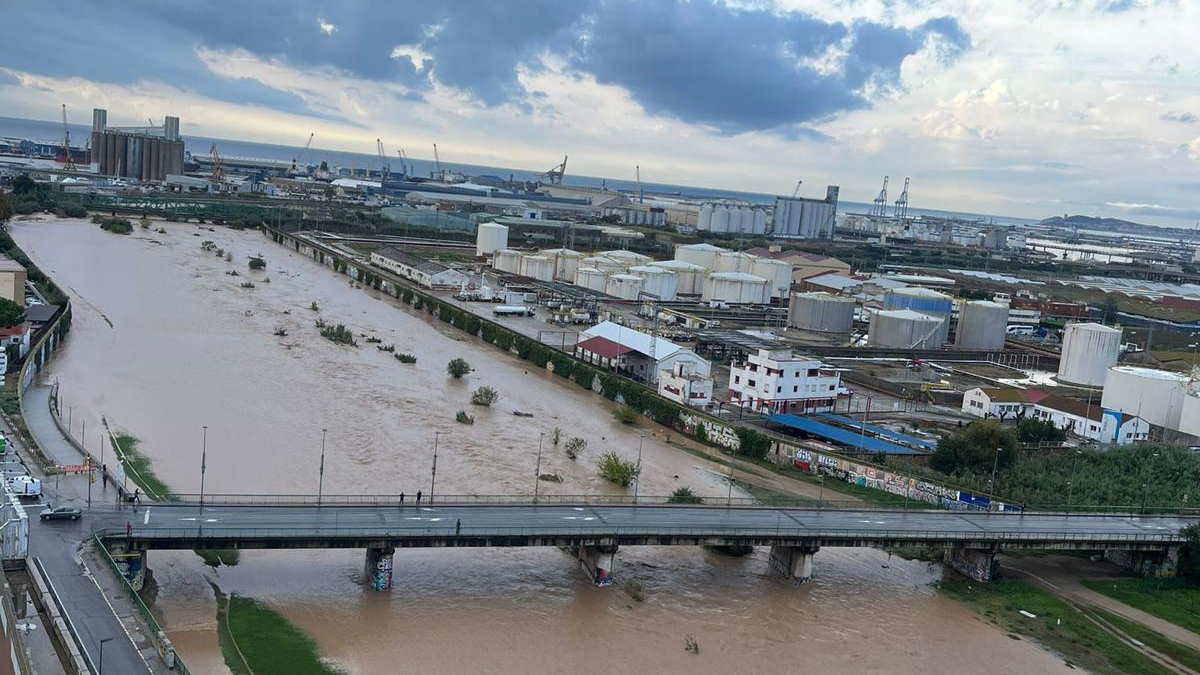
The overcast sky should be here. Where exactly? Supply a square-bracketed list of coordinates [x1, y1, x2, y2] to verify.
[2, 0, 1197, 226]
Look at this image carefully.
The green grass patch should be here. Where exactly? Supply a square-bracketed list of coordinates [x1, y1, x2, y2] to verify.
[111, 432, 176, 501]
[1081, 579, 1200, 636]
[223, 595, 341, 675]
[1090, 607, 1200, 673]
[213, 589, 253, 675]
[940, 579, 1175, 675]
[195, 549, 241, 568]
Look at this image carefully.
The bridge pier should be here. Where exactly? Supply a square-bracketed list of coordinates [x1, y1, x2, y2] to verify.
[1104, 545, 1180, 578]
[944, 545, 998, 582]
[365, 547, 395, 591]
[572, 541, 618, 585]
[769, 544, 819, 584]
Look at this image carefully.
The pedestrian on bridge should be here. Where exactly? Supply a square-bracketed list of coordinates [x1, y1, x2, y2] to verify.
[455, 519, 461, 535]
[125, 522, 131, 537]
[416, 490, 422, 505]
[399, 492, 405, 509]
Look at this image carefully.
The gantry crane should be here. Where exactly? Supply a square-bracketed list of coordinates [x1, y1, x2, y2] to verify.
[60, 104, 76, 172]
[894, 177, 910, 221]
[542, 155, 568, 185]
[291, 133, 314, 174]
[210, 143, 225, 183]
[376, 138, 389, 182]
[871, 175, 889, 217]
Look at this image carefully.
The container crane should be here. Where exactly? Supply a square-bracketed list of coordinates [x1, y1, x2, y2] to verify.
[893, 177, 910, 221]
[376, 138, 389, 182]
[792, 180, 803, 198]
[541, 155, 568, 185]
[291, 133, 314, 174]
[60, 103, 76, 172]
[210, 143, 225, 184]
[395, 149, 409, 178]
[871, 175, 889, 217]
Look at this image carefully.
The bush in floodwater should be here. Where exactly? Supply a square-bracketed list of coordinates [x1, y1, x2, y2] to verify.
[612, 405, 639, 425]
[248, 255, 266, 270]
[564, 437, 586, 459]
[310, 301, 319, 312]
[319, 323, 356, 346]
[668, 486, 703, 504]
[552, 427, 562, 445]
[470, 386, 499, 406]
[395, 353, 417, 364]
[455, 410, 475, 425]
[446, 358, 471, 378]
[98, 218, 133, 234]
[624, 580, 646, 602]
[596, 451, 638, 487]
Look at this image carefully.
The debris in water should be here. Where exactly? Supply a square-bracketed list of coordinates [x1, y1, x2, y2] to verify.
[684, 635, 699, 654]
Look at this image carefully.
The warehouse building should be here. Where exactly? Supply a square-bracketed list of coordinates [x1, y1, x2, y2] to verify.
[370, 247, 470, 290]
[576, 321, 710, 385]
[90, 108, 184, 181]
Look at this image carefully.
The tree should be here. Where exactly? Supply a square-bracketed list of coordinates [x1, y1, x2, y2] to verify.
[596, 451, 638, 487]
[1017, 418, 1067, 445]
[930, 419, 1019, 476]
[1179, 524, 1200, 581]
[0, 193, 12, 224]
[248, 255, 267, 270]
[668, 486, 703, 504]
[446, 358, 471, 378]
[11, 175, 37, 196]
[0, 298, 24, 328]
[1102, 294, 1120, 325]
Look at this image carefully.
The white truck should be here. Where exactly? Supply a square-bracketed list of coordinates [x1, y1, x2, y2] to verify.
[493, 306, 535, 317]
[7, 475, 41, 499]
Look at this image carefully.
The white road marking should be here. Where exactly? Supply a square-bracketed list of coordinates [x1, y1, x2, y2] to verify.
[573, 507, 585, 511]
[143, 508, 150, 525]
[428, 518, 442, 522]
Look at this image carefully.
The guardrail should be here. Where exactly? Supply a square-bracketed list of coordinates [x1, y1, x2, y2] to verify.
[92, 535, 186, 674]
[98, 525, 1184, 545]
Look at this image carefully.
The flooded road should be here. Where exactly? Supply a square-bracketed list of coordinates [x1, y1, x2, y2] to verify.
[12, 218, 1077, 675]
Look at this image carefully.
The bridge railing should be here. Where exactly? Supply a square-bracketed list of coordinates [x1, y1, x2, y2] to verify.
[163, 493, 1200, 516]
[96, 526, 1184, 545]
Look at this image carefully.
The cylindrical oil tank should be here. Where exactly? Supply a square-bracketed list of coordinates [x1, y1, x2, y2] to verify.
[574, 267, 609, 293]
[750, 258, 792, 298]
[715, 251, 755, 274]
[518, 254, 554, 282]
[598, 249, 651, 265]
[541, 248, 582, 282]
[789, 292, 855, 333]
[674, 243, 728, 270]
[1057, 322, 1122, 386]
[868, 309, 944, 349]
[698, 204, 713, 231]
[955, 300, 1009, 350]
[1101, 365, 1188, 429]
[492, 249, 522, 274]
[883, 287, 953, 345]
[647, 259, 707, 295]
[628, 265, 679, 301]
[581, 254, 628, 274]
[475, 222, 510, 257]
[605, 273, 645, 300]
[702, 272, 770, 304]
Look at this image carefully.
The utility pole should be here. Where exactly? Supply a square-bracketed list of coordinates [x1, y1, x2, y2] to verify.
[533, 432, 544, 501]
[318, 428, 327, 505]
[430, 432, 440, 502]
[990, 446, 1002, 496]
[200, 426, 208, 514]
[633, 436, 644, 504]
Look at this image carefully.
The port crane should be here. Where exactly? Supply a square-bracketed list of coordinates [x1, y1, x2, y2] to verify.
[792, 180, 803, 198]
[60, 104, 76, 172]
[376, 138, 389, 182]
[395, 149, 410, 178]
[209, 143, 225, 184]
[893, 177, 910, 220]
[290, 133, 314, 174]
[871, 175, 889, 217]
[636, 165, 643, 203]
[541, 155, 568, 185]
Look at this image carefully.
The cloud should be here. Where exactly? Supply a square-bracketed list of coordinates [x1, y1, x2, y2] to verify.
[1162, 111, 1197, 124]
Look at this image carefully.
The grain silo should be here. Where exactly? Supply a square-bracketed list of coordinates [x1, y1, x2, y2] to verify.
[883, 288, 953, 346]
[715, 251, 756, 274]
[605, 273, 645, 300]
[955, 300, 1009, 350]
[711, 205, 731, 233]
[702, 272, 770, 304]
[518, 254, 554, 282]
[698, 204, 714, 231]
[789, 292, 855, 333]
[750, 257, 793, 298]
[475, 222, 509, 257]
[628, 265, 678, 301]
[1101, 365, 1188, 429]
[574, 267, 608, 293]
[647, 260, 707, 295]
[492, 249, 521, 274]
[868, 309, 945, 349]
[1057, 322, 1121, 387]
[540, 248, 583, 282]
[674, 243, 728, 269]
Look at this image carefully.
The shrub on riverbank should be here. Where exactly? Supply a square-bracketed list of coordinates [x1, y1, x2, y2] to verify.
[455, 410, 474, 425]
[248, 255, 266, 270]
[597, 451, 637, 487]
[98, 218, 133, 234]
[395, 353, 417, 363]
[667, 486, 703, 504]
[314, 320, 355, 346]
[470, 386, 498, 406]
[612, 405, 638, 425]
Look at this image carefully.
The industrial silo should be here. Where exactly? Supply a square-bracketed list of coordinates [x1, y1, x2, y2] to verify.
[492, 249, 521, 274]
[574, 267, 609, 293]
[868, 309, 944, 349]
[715, 251, 755, 274]
[1101, 365, 1189, 429]
[752, 208, 768, 235]
[698, 204, 714, 231]
[702, 272, 770, 304]
[475, 222, 509, 257]
[883, 288, 953, 345]
[711, 205, 730, 233]
[789, 292, 855, 333]
[750, 257, 793, 298]
[1057, 322, 1122, 387]
[541, 248, 583, 282]
[955, 300, 1009, 350]
[581, 254, 629, 274]
[605, 273, 645, 300]
[674, 243, 729, 270]
[518, 254, 554, 282]
[598, 250, 651, 265]
[648, 259, 707, 295]
[628, 265, 679, 301]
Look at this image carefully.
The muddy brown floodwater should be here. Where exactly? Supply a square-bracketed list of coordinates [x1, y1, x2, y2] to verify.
[12, 219, 1077, 675]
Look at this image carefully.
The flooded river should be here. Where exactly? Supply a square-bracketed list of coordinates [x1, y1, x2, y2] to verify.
[12, 218, 1076, 674]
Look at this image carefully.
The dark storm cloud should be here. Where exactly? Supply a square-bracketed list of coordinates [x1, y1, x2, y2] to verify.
[1, 0, 969, 133]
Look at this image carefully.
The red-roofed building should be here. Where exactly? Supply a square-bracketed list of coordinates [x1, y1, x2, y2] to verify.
[573, 336, 635, 371]
[744, 248, 850, 282]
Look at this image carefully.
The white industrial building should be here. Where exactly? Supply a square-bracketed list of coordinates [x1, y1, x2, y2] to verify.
[370, 247, 470, 290]
[771, 186, 839, 239]
[727, 348, 842, 413]
[577, 321, 710, 385]
[1030, 396, 1149, 446]
[961, 387, 1046, 419]
[492, 249, 521, 274]
[657, 361, 714, 408]
[697, 203, 768, 235]
[1057, 323, 1121, 387]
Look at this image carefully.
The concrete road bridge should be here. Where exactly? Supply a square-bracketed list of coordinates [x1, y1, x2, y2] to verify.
[91, 496, 1196, 589]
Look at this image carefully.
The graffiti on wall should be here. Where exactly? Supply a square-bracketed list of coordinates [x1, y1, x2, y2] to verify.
[370, 552, 394, 591]
[680, 414, 741, 450]
[944, 547, 996, 582]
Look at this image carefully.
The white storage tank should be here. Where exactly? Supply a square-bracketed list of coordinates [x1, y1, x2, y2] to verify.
[728, 207, 745, 234]
[883, 287, 953, 345]
[868, 309, 944, 349]
[598, 249, 652, 265]
[540, 248, 583, 282]
[955, 300, 1009, 350]
[574, 267, 608, 293]
[711, 205, 730, 233]
[518, 254, 554, 282]
[605, 273, 645, 300]
[789, 292, 855, 333]
[628, 265, 679, 301]
[492, 249, 521, 274]
[698, 204, 713, 231]
[581, 254, 629, 274]
[750, 257, 793, 298]
[1101, 366, 1189, 429]
[647, 259, 707, 295]
[475, 221, 509, 257]
[715, 251, 755, 274]
[702, 272, 770, 304]
[675, 243, 729, 270]
[1057, 322, 1122, 387]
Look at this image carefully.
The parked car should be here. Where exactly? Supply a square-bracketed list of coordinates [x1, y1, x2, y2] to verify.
[39, 506, 82, 521]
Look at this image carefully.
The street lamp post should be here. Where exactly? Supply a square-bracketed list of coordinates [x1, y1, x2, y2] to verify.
[1067, 450, 1082, 515]
[533, 432, 544, 501]
[318, 428, 327, 505]
[430, 432, 440, 502]
[633, 436, 644, 504]
[989, 446, 1002, 493]
[199, 426, 208, 514]
[98, 637, 113, 675]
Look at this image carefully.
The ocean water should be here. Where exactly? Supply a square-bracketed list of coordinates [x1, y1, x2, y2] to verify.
[1, 115, 1035, 226]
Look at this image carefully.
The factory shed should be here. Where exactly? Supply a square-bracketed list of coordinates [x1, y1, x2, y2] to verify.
[767, 414, 927, 456]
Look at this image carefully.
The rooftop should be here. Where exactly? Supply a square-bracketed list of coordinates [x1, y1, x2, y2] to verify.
[374, 247, 451, 275]
[1037, 395, 1105, 422]
[0, 257, 25, 273]
[574, 335, 634, 360]
[976, 387, 1048, 404]
[582, 321, 684, 361]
